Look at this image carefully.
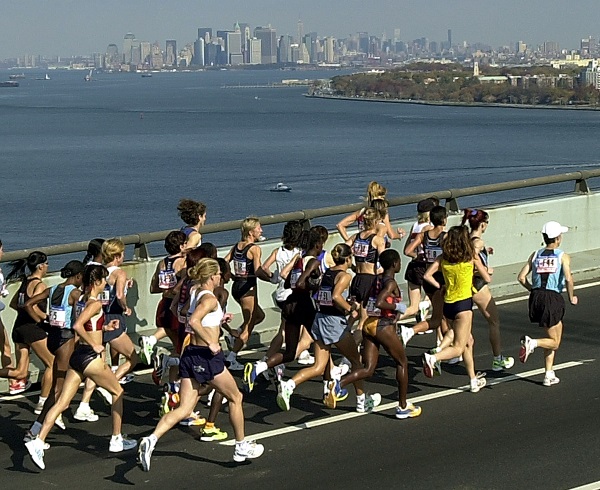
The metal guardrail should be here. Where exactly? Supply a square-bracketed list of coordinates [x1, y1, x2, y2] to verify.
[2, 169, 599, 263]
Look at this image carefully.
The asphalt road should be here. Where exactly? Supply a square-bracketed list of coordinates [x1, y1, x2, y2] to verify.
[1, 282, 599, 490]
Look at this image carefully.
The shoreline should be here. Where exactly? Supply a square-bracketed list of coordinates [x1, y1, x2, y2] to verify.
[305, 93, 600, 111]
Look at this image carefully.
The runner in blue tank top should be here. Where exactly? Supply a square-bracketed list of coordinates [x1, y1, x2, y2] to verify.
[517, 221, 577, 387]
[177, 198, 207, 251]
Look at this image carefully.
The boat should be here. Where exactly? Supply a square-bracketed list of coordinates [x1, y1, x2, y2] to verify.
[84, 69, 93, 81]
[141, 73, 152, 78]
[36, 74, 50, 80]
[0, 81, 19, 87]
[270, 182, 292, 192]
[9, 73, 25, 80]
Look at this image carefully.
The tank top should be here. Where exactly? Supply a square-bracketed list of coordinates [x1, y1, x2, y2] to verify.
[48, 284, 77, 329]
[232, 243, 255, 279]
[102, 265, 128, 315]
[180, 225, 196, 238]
[275, 246, 300, 302]
[78, 298, 105, 332]
[14, 277, 45, 327]
[423, 231, 446, 264]
[441, 260, 475, 303]
[185, 289, 223, 334]
[409, 221, 431, 261]
[158, 256, 179, 290]
[289, 255, 316, 291]
[316, 269, 345, 317]
[352, 232, 378, 264]
[531, 248, 565, 293]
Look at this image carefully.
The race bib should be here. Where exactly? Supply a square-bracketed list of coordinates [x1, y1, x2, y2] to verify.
[290, 269, 302, 289]
[317, 287, 333, 307]
[98, 286, 111, 306]
[177, 303, 186, 324]
[366, 296, 381, 317]
[49, 305, 67, 328]
[158, 269, 177, 289]
[233, 259, 247, 277]
[425, 247, 442, 263]
[353, 240, 369, 258]
[535, 255, 558, 274]
[75, 301, 86, 319]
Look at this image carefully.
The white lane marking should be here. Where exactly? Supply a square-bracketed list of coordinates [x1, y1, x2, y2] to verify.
[567, 481, 600, 490]
[220, 360, 589, 446]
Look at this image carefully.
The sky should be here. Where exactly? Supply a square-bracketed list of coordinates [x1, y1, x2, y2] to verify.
[1, 0, 599, 59]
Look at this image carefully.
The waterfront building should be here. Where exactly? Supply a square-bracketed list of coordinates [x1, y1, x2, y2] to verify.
[358, 32, 369, 54]
[278, 35, 292, 63]
[254, 26, 278, 64]
[249, 38, 262, 64]
[580, 60, 600, 89]
[165, 40, 177, 67]
[198, 28, 212, 43]
[324, 37, 335, 63]
[193, 38, 205, 66]
[140, 41, 151, 65]
[151, 43, 163, 68]
[123, 32, 136, 64]
[238, 23, 251, 63]
[105, 44, 119, 66]
[227, 27, 243, 65]
[131, 39, 142, 65]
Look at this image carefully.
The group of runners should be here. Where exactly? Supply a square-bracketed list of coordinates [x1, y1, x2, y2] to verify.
[0, 182, 577, 473]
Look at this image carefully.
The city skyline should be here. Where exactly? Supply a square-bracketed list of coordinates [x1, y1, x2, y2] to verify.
[2, 1, 600, 59]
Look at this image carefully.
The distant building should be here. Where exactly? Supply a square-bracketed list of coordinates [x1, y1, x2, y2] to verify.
[254, 26, 277, 64]
[226, 29, 243, 65]
[198, 28, 212, 43]
[193, 38, 205, 66]
[106, 44, 119, 65]
[123, 32, 135, 63]
[151, 43, 163, 68]
[249, 38, 262, 64]
[324, 37, 335, 63]
[165, 40, 177, 67]
[581, 60, 600, 89]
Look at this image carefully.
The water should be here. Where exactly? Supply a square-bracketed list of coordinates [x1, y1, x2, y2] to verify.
[1, 68, 600, 252]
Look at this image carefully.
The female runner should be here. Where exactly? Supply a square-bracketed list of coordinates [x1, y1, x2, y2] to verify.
[178, 198, 206, 251]
[138, 258, 264, 470]
[2, 252, 53, 398]
[421, 226, 491, 393]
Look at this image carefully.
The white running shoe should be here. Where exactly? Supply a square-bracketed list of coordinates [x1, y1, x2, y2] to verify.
[74, 406, 100, 422]
[470, 373, 487, 393]
[519, 335, 535, 363]
[447, 356, 463, 365]
[96, 386, 113, 405]
[233, 440, 265, 462]
[138, 436, 156, 472]
[25, 437, 45, 470]
[34, 399, 45, 415]
[23, 431, 50, 450]
[276, 380, 294, 411]
[399, 325, 413, 347]
[543, 371, 560, 387]
[54, 414, 66, 430]
[109, 434, 138, 453]
[356, 393, 382, 413]
[119, 373, 135, 385]
[138, 336, 155, 365]
[297, 350, 315, 365]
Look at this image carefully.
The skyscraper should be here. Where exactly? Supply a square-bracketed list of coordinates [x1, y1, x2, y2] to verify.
[448, 29, 452, 48]
[254, 26, 277, 64]
[193, 38, 205, 66]
[198, 28, 212, 43]
[123, 32, 135, 63]
[249, 38, 262, 64]
[324, 37, 335, 63]
[165, 40, 177, 66]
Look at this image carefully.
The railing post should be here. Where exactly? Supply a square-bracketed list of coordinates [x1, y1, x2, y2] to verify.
[445, 197, 460, 213]
[134, 243, 150, 261]
[575, 178, 590, 194]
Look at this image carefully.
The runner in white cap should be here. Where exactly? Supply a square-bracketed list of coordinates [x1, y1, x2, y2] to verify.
[517, 221, 577, 386]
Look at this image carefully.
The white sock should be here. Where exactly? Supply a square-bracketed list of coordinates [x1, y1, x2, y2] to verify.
[419, 300, 431, 309]
[356, 393, 366, 403]
[323, 380, 329, 395]
[287, 379, 296, 390]
[148, 335, 157, 347]
[148, 434, 158, 444]
[38, 396, 47, 405]
[545, 370, 555, 377]
[407, 328, 415, 341]
[255, 361, 268, 375]
[235, 439, 245, 446]
[531, 339, 538, 349]
[111, 434, 122, 441]
[78, 402, 90, 411]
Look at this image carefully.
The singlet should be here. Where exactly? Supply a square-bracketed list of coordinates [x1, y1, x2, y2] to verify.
[78, 297, 105, 332]
[531, 248, 565, 294]
[180, 225, 196, 238]
[441, 260, 475, 304]
[102, 265, 128, 315]
[423, 231, 446, 264]
[232, 243, 255, 280]
[158, 256, 179, 290]
[365, 275, 400, 318]
[409, 221, 431, 261]
[14, 277, 46, 327]
[275, 246, 300, 302]
[352, 232, 378, 264]
[48, 284, 77, 329]
[316, 269, 344, 317]
[185, 289, 223, 334]
[289, 255, 317, 291]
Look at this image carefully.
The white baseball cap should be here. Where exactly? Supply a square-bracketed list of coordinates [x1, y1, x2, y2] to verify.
[542, 221, 568, 239]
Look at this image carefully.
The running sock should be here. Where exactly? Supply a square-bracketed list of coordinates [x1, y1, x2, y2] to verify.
[30, 421, 42, 436]
[356, 393, 366, 403]
[531, 339, 538, 349]
[287, 379, 296, 390]
[148, 335, 158, 347]
[323, 380, 329, 395]
[255, 361, 268, 375]
[148, 434, 158, 445]
[79, 402, 90, 411]
[38, 396, 47, 405]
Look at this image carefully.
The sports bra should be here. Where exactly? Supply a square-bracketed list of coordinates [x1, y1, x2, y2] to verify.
[185, 289, 223, 333]
[77, 297, 105, 332]
[352, 232, 378, 264]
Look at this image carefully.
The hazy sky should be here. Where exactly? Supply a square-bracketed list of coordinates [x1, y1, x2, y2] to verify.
[1, 0, 599, 58]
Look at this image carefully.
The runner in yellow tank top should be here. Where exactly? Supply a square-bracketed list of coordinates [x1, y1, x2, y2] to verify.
[422, 225, 491, 393]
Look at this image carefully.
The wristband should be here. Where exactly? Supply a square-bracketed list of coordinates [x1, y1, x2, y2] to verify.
[394, 302, 407, 314]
